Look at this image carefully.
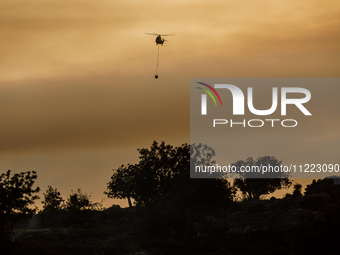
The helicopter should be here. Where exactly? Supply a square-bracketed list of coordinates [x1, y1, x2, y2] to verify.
[146, 32, 174, 79]
[145, 32, 174, 46]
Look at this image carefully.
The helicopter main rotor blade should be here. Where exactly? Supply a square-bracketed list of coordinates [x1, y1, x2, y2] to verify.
[145, 32, 157, 36]
[159, 34, 175, 36]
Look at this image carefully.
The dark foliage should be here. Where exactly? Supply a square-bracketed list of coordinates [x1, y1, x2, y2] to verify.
[233, 156, 291, 200]
[3, 143, 340, 254]
[67, 188, 100, 211]
[0, 170, 40, 215]
[284, 183, 303, 199]
[105, 164, 136, 207]
[304, 178, 336, 196]
[106, 142, 236, 237]
[133, 141, 191, 206]
[0, 170, 40, 250]
[42, 186, 64, 210]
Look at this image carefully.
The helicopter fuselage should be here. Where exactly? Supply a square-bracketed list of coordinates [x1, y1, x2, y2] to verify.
[155, 35, 165, 45]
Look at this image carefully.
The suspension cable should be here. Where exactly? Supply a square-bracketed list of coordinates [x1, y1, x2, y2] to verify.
[155, 45, 160, 76]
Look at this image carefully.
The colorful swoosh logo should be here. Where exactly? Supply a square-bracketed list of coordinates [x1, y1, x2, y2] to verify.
[196, 82, 223, 106]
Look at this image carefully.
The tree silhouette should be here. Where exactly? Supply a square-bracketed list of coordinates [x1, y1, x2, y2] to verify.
[135, 142, 236, 235]
[105, 164, 136, 208]
[106, 141, 191, 206]
[171, 143, 235, 208]
[0, 170, 40, 215]
[133, 141, 190, 206]
[0, 170, 40, 245]
[305, 178, 335, 196]
[190, 143, 216, 167]
[42, 186, 64, 210]
[233, 156, 291, 200]
[106, 141, 235, 211]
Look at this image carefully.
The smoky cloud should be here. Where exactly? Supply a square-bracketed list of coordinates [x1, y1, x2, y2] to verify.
[0, 0, 339, 207]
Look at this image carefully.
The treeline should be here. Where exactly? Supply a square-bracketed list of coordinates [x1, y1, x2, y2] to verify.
[1, 141, 340, 254]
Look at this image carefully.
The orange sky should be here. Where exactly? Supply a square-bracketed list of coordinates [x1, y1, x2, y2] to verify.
[0, 0, 339, 207]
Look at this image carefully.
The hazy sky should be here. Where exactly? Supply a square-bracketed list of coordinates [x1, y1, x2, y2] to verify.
[1, 0, 339, 207]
